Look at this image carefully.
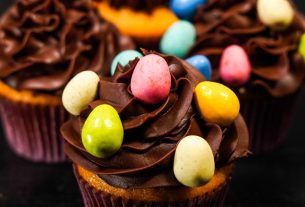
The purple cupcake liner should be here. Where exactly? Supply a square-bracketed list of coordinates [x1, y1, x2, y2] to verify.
[0, 95, 69, 163]
[240, 91, 300, 154]
[73, 165, 231, 207]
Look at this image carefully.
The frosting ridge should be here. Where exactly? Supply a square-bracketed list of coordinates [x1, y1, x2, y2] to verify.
[189, 0, 305, 97]
[0, 0, 134, 94]
[101, 0, 169, 12]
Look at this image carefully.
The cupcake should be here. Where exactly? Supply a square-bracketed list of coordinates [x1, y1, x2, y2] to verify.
[93, 0, 178, 48]
[0, 0, 134, 163]
[61, 51, 249, 206]
[185, 0, 305, 154]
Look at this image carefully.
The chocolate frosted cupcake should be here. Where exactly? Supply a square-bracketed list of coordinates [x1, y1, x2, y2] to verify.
[0, 0, 134, 163]
[188, 0, 305, 154]
[61, 51, 249, 206]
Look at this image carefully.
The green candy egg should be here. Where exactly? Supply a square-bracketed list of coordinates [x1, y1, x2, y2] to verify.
[299, 33, 305, 61]
[81, 104, 124, 158]
[160, 20, 196, 58]
[111, 50, 143, 76]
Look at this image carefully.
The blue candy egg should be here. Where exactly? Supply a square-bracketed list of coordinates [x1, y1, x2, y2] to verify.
[160, 20, 196, 58]
[170, 0, 206, 20]
[186, 55, 212, 80]
[111, 50, 143, 76]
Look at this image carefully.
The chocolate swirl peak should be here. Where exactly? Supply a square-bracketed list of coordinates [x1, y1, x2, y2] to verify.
[101, 0, 169, 12]
[61, 51, 249, 189]
[189, 0, 305, 97]
[0, 0, 134, 94]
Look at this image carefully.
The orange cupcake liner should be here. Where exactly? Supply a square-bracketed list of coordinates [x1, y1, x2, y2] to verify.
[0, 81, 68, 163]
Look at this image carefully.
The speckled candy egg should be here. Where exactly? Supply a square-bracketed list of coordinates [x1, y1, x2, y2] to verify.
[194, 81, 240, 126]
[62, 71, 99, 116]
[170, 0, 206, 20]
[298, 33, 305, 61]
[81, 104, 124, 158]
[160, 20, 196, 58]
[257, 0, 294, 30]
[220, 45, 251, 86]
[173, 135, 215, 187]
[131, 54, 171, 104]
[111, 50, 143, 76]
[186, 55, 212, 80]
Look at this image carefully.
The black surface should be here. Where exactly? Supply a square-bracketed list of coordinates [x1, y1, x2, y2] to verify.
[228, 87, 305, 207]
[1, 0, 305, 206]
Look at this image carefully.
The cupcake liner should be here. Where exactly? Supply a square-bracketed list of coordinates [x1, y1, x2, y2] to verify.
[73, 165, 231, 207]
[0, 94, 68, 163]
[239, 91, 300, 154]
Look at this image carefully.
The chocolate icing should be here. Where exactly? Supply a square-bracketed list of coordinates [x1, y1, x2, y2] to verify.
[103, 0, 169, 12]
[61, 51, 250, 189]
[0, 0, 134, 94]
[189, 0, 305, 97]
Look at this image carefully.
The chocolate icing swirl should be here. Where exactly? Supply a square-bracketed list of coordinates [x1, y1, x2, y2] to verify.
[0, 0, 134, 94]
[189, 0, 305, 97]
[61, 52, 249, 189]
[104, 0, 169, 12]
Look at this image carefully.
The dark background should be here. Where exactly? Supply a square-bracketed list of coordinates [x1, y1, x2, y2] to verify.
[0, 0, 305, 206]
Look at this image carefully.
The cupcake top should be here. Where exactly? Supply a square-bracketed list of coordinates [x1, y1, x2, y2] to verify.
[0, 0, 134, 95]
[93, 0, 177, 42]
[187, 0, 305, 97]
[61, 51, 249, 189]
[93, 0, 305, 98]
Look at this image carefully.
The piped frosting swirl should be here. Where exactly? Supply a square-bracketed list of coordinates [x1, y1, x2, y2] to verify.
[102, 0, 169, 12]
[189, 0, 305, 97]
[0, 0, 134, 94]
[61, 51, 249, 189]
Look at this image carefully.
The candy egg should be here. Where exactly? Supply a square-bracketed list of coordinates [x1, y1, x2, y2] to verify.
[257, 0, 294, 30]
[220, 45, 251, 86]
[186, 55, 212, 80]
[194, 81, 240, 126]
[110, 50, 143, 76]
[82, 104, 124, 158]
[170, 0, 206, 20]
[298, 33, 305, 61]
[131, 54, 171, 104]
[173, 135, 215, 187]
[62, 71, 99, 116]
[160, 20, 196, 58]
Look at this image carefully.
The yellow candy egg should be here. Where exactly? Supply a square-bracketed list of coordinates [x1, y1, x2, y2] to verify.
[194, 81, 240, 126]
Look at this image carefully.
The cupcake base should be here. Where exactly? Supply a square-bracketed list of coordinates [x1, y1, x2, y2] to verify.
[73, 164, 233, 207]
[240, 91, 300, 154]
[0, 81, 68, 163]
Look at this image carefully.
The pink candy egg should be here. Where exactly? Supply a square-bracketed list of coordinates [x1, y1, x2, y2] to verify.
[220, 45, 251, 86]
[131, 54, 171, 104]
